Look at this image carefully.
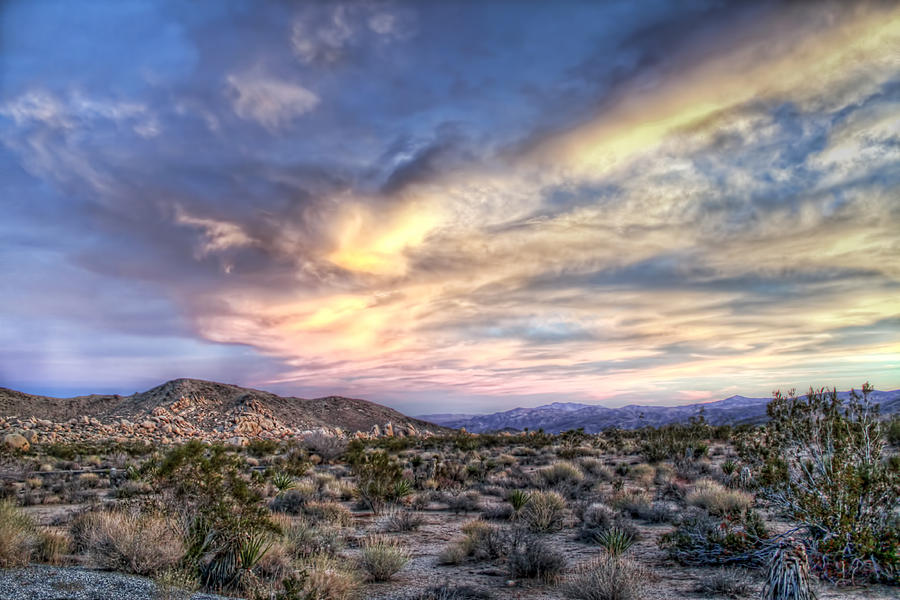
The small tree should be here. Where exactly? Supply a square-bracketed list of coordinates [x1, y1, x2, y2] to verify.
[741, 384, 899, 583]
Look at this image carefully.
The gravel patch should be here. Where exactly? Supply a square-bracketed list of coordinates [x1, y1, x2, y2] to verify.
[0, 566, 237, 600]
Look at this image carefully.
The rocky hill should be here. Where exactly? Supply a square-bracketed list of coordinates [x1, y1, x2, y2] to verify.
[419, 389, 900, 434]
[0, 378, 444, 447]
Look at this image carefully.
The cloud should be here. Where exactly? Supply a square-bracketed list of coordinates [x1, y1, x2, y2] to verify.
[1, 1, 898, 409]
[225, 70, 319, 130]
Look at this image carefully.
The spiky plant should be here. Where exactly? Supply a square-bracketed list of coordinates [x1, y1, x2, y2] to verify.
[271, 472, 296, 494]
[593, 527, 635, 557]
[762, 540, 816, 600]
[508, 489, 532, 518]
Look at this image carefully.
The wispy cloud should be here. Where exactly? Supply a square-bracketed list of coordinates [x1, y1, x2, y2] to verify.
[0, 0, 897, 410]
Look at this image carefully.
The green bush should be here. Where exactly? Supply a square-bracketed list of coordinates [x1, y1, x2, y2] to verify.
[150, 441, 276, 591]
[740, 384, 899, 583]
[349, 450, 406, 514]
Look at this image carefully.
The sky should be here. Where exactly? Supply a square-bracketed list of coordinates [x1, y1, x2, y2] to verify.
[1, 0, 898, 415]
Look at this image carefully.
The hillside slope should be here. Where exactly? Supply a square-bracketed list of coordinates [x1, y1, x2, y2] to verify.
[0, 378, 443, 444]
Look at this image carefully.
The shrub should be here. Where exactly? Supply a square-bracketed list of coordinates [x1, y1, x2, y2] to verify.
[303, 501, 353, 527]
[409, 583, 493, 599]
[697, 567, 753, 598]
[523, 491, 567, 533]
[381, 507, 425, 532]
[75, 509, 183, 576]
[270, 488, 308, 515]
[303, 433, 348, 463]
[686, 479, 754, 517]
[282, 555, 360, 600]
[0, 500, 36, 567]
[536, 461, 584, 488]
[564, 554, 647, 600]
[359, 535, 410, 581]
[349, 451, 406, 514]
[507, 534, 566, 583]
[610, 489, 652, 519]
[740, 384, 899, 583]
[659, 509, 769, 566]
[280, 517, 344, 559]
[446, 490, 482, 514]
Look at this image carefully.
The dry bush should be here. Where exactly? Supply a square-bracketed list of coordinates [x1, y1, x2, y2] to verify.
[358, 535, 410, 581]
[287, 555, 361, 600]
[440, 520, 509, 564]
[686, 479, 753, 517]
[0, 500, 37, 567]
[579, 458, 614, 481]
[380, 507, 425, 532]
[696, 567, 753, 598]
[303, 500, 353, 527]
[507, 533, 566, 583]
[280, 517, 345, 559]
[610, 489, 652, 519]
[446, 490, 482, 514]
[628, 464, 655, 488]
[523, 491, 567, 533]
[564, 554, 648, 600]
[536, 461, 584, 488]
[74, 509, 183, 576]
[409, 583, 493, 599]
[252, 539, 294, 586]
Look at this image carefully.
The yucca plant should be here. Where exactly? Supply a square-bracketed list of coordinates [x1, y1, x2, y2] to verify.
[762, 540, 816, 600]
[508, 489, 532, 518]
[593, 527, 635, 557]
[271, 472, 296, 494]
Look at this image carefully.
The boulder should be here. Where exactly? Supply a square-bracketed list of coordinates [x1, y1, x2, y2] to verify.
[3, 432, 30, 452]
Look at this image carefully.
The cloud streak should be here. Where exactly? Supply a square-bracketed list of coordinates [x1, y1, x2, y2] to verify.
[0, 0, 898, 412]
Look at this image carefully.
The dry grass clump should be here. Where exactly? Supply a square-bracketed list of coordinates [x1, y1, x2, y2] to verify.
[72, 509, 183, 576]
[304, 500, 353, 526]
[564, 553, 648, 600]
[280, 516, 345, 559]
[380, 507, 425, 532]
[291, 554, 361, 600]
[686, 479, 753, 517]
[358, 535, 411, 581]
[696, 567, 753, 598]
[523, 490, 568, 533]
[35, 529, 71, 565]
[536, 461, 584, 488]
[0, 500, 37, 567]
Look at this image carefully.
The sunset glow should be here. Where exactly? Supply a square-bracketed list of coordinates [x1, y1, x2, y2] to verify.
[1, 1, 898, 413]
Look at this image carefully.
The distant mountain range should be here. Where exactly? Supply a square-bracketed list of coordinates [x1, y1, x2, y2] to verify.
[418, 389, 900, 434]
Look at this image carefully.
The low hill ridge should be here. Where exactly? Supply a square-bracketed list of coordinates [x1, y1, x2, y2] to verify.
[0, 378, 443, 445]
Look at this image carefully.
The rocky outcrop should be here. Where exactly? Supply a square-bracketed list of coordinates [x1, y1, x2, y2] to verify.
[0, 379, 447, 446]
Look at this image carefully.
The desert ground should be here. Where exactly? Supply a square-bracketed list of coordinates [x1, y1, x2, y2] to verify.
[1, 408, 898, 600]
